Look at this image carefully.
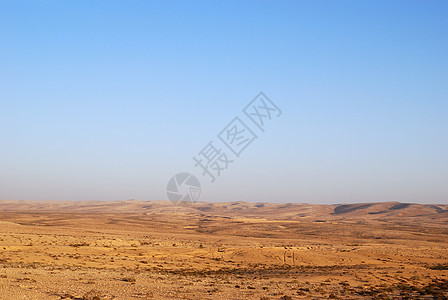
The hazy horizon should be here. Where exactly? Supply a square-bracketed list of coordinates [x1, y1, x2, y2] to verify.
[1, 1, 447, 204]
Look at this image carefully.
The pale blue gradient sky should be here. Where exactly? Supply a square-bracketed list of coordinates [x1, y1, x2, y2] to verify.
[1, 1, 447, 204]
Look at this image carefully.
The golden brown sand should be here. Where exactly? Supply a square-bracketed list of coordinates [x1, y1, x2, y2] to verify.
[0, 200, 447, 299]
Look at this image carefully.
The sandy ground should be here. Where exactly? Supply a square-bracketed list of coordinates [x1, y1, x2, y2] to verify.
[0, 200, 447, 299]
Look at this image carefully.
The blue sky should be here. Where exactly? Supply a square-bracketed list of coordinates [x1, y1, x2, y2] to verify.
[1, 0, 447, 204]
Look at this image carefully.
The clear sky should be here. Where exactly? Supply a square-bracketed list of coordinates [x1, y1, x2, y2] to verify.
[1, 0, 447, 204]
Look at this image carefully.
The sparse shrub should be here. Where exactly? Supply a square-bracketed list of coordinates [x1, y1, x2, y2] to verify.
[427, 264, 448, 270]
[62, 293, 74, 299]
[69, 242, 89, 247]
[82, 289, 103, 300]
[121, 276, 136, 284]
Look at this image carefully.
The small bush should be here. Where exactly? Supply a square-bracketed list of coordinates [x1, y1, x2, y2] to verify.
[69, 242, 90, 247]
[427, 264, 448, 270]
[82, 289, 103, 300]
[121, 276, 136, 284]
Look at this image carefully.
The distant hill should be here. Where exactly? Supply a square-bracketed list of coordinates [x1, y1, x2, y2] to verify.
[0, 200, 447, 227]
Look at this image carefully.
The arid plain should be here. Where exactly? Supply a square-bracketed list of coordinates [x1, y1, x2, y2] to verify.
[0, 200, 447, 299]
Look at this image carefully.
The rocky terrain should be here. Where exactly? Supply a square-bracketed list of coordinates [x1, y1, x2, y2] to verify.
[0, 200, 447, 299]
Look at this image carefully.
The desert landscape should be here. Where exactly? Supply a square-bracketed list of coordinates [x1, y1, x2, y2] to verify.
[3, 0, 447, 299]
[0, 200, 447, 299]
